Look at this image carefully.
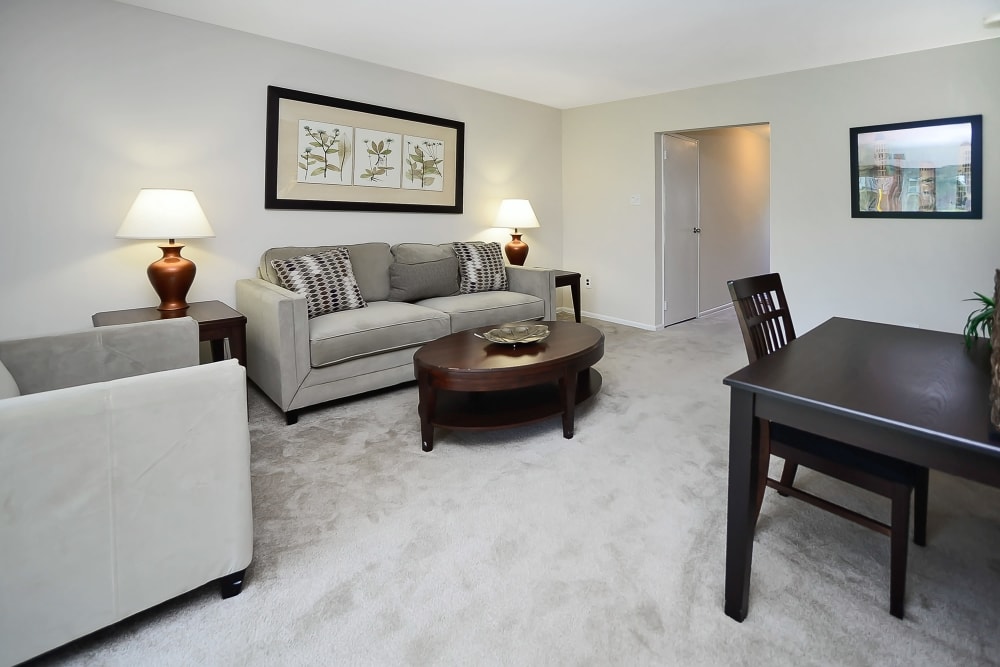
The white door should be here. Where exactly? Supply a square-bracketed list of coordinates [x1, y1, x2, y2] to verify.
[661, 133, 700, 326]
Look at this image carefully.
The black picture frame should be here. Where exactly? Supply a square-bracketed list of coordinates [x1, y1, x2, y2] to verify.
[849, 114, 982, 219]
[265, 86, 465, 213]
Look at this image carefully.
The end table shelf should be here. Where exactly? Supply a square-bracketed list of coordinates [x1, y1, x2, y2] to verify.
[92, 300, 247, 366]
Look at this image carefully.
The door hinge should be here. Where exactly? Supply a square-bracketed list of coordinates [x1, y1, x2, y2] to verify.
[663, 300, 668, 310]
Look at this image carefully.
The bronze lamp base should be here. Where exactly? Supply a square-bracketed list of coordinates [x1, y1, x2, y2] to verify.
[148, 243, 196, 311]
[504, 232, 529, 266]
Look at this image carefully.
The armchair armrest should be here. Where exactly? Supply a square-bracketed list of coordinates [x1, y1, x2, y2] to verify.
[235, 278, 311, 411]
[0, 318, 199, 395]
[0, 360, 252, 666]
[507, 266, 557, 320]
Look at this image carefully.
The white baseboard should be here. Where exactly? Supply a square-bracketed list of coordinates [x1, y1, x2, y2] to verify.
[573, 309, 658, 332]
[699, 303, 734, 317]
[557, 304, 731, 331]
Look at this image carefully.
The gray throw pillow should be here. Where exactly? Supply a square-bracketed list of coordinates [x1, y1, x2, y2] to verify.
[388, 257, 460, 302]
[270, 248, 367, 319]
[452, 241, 508, 294]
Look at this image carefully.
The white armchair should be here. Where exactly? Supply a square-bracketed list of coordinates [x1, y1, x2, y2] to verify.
[0, 318, 253, 666]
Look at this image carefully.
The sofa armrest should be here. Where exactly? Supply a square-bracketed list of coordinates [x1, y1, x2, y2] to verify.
[0, 318, 199, 395]
[235, 278, 311, 411]
[0, 360, 252, 666]
[507, 267, 557, 320]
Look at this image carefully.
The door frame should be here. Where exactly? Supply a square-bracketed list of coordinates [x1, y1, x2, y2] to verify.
[656, 132, 701, 328]
[654, 123, 772, 328]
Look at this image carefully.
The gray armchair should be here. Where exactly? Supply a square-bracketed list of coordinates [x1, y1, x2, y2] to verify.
[0, 318, 253, 666]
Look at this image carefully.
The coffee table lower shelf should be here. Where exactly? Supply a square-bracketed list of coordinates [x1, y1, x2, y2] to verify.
[425, 368, 601, 436]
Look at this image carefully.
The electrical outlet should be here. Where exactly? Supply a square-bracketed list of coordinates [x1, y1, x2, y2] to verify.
[584, 277, 593, 289]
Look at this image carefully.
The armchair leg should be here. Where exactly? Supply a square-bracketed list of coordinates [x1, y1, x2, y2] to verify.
[220, 569, 247, 599]
[285, 410, 299, 425]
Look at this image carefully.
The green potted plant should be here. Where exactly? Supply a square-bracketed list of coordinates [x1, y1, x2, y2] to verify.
[963, 290, 995, 349]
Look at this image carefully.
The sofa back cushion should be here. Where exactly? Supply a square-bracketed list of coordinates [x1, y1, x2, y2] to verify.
[387, 243, 460, 302]
[259, 243, 391, 302]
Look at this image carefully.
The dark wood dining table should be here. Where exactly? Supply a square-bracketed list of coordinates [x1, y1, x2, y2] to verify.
[722, 316, 1000, 622]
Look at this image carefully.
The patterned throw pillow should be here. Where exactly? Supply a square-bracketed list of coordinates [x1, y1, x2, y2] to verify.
[452, 241, 508, 294]
[270, 248, 367, 318]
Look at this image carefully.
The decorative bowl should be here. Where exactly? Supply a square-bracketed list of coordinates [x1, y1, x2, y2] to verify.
[479, 324, 550, 345]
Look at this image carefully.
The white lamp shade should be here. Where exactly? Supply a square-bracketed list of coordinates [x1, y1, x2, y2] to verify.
[493, 199, 540, 230]
[116, 189, 215, 240]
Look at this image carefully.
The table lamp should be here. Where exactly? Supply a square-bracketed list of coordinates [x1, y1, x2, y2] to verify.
[493, 198, 540, 266]
[116, 188, 215, 311]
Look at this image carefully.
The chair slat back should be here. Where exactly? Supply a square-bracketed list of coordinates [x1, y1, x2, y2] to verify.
[727, 273, 797, 362]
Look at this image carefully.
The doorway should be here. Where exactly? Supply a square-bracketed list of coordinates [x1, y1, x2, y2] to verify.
[661, 133, 700, 327]
[657, 124, 771, 327]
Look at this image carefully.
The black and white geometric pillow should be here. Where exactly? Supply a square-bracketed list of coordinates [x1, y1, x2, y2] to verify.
[452, 241, 508, 294]
[270, 247, 367, 318]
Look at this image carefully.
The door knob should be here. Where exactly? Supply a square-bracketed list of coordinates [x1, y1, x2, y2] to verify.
[692, 227, 701, 233]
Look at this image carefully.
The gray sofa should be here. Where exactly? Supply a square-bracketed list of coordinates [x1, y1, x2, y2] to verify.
[0, 318, 253, 666]
[236, 242, 557, 423]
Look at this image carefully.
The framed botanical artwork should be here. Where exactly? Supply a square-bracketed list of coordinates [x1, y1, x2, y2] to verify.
[265, 86, 465, 213]
[850, 115, 982, 219]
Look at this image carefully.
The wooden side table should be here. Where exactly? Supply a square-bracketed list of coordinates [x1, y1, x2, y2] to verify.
[92, 300, 247, 366]
[552, 270, 582, 323]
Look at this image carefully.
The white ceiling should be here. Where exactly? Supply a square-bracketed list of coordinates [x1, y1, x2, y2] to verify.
[115, 0, 1000, 109]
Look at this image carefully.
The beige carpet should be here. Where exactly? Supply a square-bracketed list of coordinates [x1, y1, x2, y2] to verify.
[27, 311, 1000, 666]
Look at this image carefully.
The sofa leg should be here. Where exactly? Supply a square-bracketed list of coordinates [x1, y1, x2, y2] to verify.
[285, 410, 298, 425]
[220, 569, 247, 599]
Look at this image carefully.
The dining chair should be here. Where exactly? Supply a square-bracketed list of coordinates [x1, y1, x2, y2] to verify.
[727, 272, 929, 619]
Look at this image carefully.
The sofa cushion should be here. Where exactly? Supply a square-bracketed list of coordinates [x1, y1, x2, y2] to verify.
[389, 243, 460, 302]
[260, 243, 391, 302]
[453, 241, 508, 294]
[391, 242, 455, 265]
[417, 291, 544, 332]
[308, 301, 450, 367]
[0, 359, 20, 399]
[270, 248, 367, 319]
[387, 260, 460, 302]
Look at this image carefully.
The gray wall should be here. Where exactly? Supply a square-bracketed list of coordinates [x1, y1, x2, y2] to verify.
[0, 0, 563, 339]
[564, 38, 1000, 332]
[682, 126, 770, 313]
[2, 0, 997, 338]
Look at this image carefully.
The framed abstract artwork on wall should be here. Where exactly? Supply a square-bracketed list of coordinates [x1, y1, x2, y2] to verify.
[265, 86, 465, 213]
[849, 115, 982, 219]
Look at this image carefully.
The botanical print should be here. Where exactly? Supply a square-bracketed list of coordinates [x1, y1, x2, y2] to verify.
[353, 128, 402, 188]
[297, 120, 353, 184]
[403, 135, 445, 191]
[268, 86, 463, 211]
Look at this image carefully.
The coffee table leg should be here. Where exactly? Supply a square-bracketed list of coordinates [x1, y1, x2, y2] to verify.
[417, 372, 436, 452]
[560, 368, 579, 439]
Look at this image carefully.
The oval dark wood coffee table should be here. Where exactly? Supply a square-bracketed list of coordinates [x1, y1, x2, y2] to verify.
[413, 321, 604, 451]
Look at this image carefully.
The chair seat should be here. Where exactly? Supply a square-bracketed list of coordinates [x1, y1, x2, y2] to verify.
[770, 423, 921, 486]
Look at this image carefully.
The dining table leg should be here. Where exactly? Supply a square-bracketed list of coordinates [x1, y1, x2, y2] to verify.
[725, 387, 761, 622]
